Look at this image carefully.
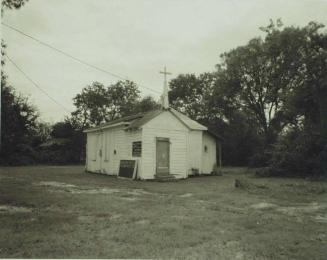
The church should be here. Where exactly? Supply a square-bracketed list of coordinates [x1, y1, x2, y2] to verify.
[84, 69, 221, 180]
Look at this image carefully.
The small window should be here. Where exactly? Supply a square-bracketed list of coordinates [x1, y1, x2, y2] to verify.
[204, 145, 208, 153]
[132, 141, 142, 157]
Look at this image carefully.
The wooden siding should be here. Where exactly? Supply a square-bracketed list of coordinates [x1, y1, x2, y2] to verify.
[141, 111, 189, 179]
[201, 132, 217, 174]
[86, 110, 220, 180]
[187, 130, 203, 175]
[86, 127, 142, 176]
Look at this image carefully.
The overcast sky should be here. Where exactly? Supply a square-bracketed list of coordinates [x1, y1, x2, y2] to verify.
[2, 0, 327, 122]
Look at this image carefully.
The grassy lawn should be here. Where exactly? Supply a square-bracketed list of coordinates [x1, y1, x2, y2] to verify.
[0, 166, 326, 259]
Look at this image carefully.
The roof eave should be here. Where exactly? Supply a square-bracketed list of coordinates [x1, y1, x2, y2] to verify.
[83, 122, 130, 133]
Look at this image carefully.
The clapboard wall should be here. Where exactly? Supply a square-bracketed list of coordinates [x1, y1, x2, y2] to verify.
[201, 131, 217, 174]
[141, 111, 189, 179]
[86, 126, 141, 175]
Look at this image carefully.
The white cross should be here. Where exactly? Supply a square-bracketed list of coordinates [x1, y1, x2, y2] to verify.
[159, 66, 172, 109]
[159, 66, 172, 88]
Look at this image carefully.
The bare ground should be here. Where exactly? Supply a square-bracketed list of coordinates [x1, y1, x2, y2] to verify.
[0, 166, 326, 259]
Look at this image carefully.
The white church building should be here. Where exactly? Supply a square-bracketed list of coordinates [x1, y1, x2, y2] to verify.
[84, 69, 221, 180]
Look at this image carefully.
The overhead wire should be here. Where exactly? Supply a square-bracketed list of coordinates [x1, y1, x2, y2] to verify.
[2, 22, 161, 94]
[5, 54, 71, 113]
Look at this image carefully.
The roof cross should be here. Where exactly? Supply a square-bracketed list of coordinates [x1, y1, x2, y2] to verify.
[159, 66, 172, 109]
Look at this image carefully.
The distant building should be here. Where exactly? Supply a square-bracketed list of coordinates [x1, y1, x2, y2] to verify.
[84, 107, 221, 180]
[84, 69, 221, 180]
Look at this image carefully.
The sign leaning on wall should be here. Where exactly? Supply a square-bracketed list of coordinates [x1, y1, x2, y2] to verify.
[118, 160, 138, 179]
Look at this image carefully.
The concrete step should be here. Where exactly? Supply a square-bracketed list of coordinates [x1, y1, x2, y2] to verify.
[154, 174, 177, 182]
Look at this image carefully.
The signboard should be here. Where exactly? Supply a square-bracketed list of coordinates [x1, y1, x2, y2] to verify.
[118, 160, 137, 179]
[132, 141, 142, 157]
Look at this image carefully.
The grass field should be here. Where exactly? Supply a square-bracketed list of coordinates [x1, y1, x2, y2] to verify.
[0, 166, 326, 259]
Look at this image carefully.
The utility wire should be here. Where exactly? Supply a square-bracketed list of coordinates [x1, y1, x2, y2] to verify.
[5, 54, 71, 113]
[2, 22, 161, 94]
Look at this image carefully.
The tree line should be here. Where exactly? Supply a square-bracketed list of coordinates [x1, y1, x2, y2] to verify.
[1, 2, 326, 177]
[168, 20, 327, 177]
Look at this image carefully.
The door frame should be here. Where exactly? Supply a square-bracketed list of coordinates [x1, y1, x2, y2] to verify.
[156, 137, 170, 176]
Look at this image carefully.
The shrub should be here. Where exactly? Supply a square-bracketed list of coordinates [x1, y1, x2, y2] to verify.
[248, 150, 271, 168]
[269, 129, 327, 177]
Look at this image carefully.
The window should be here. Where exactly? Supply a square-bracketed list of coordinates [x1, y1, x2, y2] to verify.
[204, 145, 208, 153]
[132, 141, 142, 157]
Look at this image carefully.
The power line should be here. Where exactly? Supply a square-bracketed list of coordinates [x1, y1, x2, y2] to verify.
[2, 22, 161, 95]
[5, 54, 71, 113]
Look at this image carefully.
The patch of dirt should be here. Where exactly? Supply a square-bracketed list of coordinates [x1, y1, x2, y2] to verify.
[195, 199, 208, 204]
[251, 201, 326, 219]
[126, 189, 153, 196]
[35, 181, 154, 197]
[250, 202, 277, 209]
[179, 193, 193, 198]
[282, 183, 327, 194]
[70, 188, 121, 194]
[37, 181, 77, 189]
[0, 205, 32, 213]
[313, 215, 327, 223]
[119, 197, 138, 201]
[135, 219, 150, 225]
[78, 213, 120, 223]
[276, 202, 325, 216]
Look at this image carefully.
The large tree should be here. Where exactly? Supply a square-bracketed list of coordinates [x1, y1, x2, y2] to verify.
[169, 73, 219, 123]
[215, 20, 327, 146]
[0, 78, 39, 163]
[168, 72, 262, 165]
[71, 80, 160, 129]
[133, 96, 160, 114]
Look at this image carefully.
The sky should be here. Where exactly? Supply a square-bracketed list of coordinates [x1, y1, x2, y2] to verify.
[2, 0, 327, 122]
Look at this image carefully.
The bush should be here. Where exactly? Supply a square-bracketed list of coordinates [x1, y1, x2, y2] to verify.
[248, 150, 271, 168]
[269, 129, 327, 177]
[37, 148, 83, 164]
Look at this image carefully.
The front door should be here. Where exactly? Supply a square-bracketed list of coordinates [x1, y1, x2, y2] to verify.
[156, 138, 170, 175]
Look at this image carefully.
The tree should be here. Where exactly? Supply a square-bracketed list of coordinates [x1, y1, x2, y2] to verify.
[0, 78, 39, 164]
[265, 22, 327, 176]
[51, 121, 74, 139]
[216, 20, 319, 145]
[133, 96, 160, 113]
[71, 80, 140, 129]
[1, 0, 28, 17]
[2, 0, 28, 11]
[169, 73, 219, 122]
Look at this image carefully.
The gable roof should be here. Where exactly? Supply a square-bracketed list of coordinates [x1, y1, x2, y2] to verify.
[83, 112, 147, 132]
[127, 109, 163, 129]
[84, 108, 207, 133]
[169, 108, 207, 131]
